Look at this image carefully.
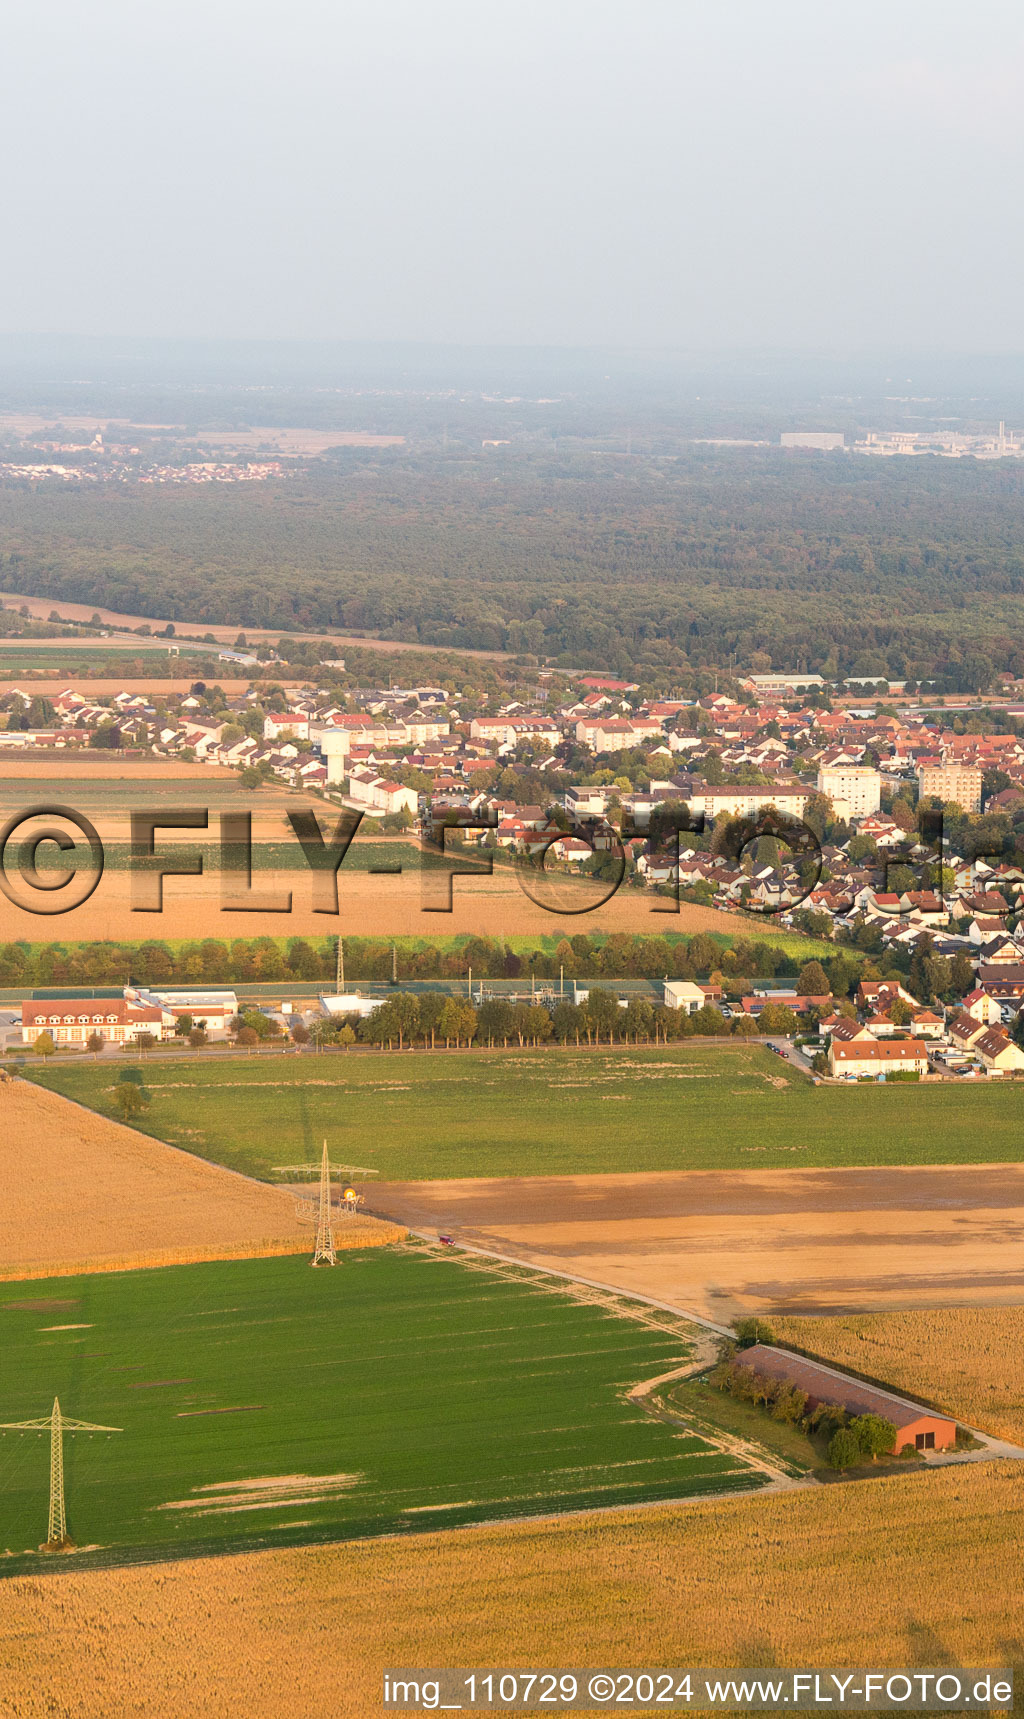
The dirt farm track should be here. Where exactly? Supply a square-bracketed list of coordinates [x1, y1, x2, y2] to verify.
[370, 1163, 1024, 1319]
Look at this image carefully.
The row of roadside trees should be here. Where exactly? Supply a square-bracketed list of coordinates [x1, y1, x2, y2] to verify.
[305, 989, 799, 1051]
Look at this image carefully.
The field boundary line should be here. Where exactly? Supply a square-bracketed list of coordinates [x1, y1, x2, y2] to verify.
[0, 1226, 408, 1283]
[404, 1229, 735, 1336]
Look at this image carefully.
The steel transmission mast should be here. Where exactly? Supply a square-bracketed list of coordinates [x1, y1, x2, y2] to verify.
[0, 1396, 122, 1550]
[273, 1143, 379, 1264]
[312, 1139, 336, 1266]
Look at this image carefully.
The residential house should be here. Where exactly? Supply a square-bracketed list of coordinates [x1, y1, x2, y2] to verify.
[973, 1027, 1024, 1074]
[828, 1039, 930, 1077]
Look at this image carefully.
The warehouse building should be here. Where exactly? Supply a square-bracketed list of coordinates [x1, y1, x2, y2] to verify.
[22, 989, 165, 1048]
[734, 1345, 957, 1452]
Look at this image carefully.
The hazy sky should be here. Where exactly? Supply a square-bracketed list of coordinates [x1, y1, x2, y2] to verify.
[2, 0, 1022, 350]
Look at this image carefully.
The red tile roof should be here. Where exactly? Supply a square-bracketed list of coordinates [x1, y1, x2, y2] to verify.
[735, 1346, 955, 1432]
[831, 1038, 927, 1063]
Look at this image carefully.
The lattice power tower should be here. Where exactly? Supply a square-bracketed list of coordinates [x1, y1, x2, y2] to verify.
[312, 1139, 336, 1265]
[273, 1140, 378, 1267]
[0, 1396, 122, 1551]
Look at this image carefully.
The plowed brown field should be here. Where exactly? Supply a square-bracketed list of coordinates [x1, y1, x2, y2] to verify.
[1, 1465, 1021, 1718]
[370, 1164, 1024, 1319]
[0, 1079, 401, 1277]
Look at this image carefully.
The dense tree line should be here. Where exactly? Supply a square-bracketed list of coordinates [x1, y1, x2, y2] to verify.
[0, 931, 861, 993]
[710, 1354, 899, 1470]
[6, 449, 1024, 678]
[314, 988, 759, 1049]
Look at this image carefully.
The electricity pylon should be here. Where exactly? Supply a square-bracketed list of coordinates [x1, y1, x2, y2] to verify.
[311, 1139, 336, 1265]
[0, 1396, 121, 1550]
[273, 1142, 378, 1262]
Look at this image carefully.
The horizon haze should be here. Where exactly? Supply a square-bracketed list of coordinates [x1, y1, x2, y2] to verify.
[2, 0, 1022, 352]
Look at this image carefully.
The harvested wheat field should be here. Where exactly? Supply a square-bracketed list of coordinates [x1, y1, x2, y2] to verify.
[2, 1465, 1022, 1718]
[0, 860, 746, 941]
[372, 1164, 1024, 1320]
[0, 1080, 401, 1277]
[0, 760, 751, 937]
[774, 1306, 1024, 1445]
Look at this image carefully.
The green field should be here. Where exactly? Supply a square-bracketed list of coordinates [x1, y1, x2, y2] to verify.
[27, 838, 445, 874]
[0, 916, 841, 964]
[25, 1044, 1024, 1181]
[0, 1248, 758, 1574]
[0, 648, 181, 672]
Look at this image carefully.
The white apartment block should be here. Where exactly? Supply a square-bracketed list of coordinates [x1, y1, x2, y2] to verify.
[469, 716, 561, 747]
[817, 765, 882, 820]
[347, 769, 419, 818]
[573, 717, 663, 752]
[264, 714, 311, 741]
[320, 716, 449, 780]
[684, 783, 811, 822]
[564, 786, 611, 817]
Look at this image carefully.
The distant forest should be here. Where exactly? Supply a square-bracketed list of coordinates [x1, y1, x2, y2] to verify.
[3, 448, 1023, 684]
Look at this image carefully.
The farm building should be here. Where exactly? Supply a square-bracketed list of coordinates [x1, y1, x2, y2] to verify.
[320, 991, 382, 1020]
[735, 1345, 957, 1453]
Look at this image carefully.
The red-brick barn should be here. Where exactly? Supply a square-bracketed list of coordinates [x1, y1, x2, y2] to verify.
[734, 1345, 957, 1453]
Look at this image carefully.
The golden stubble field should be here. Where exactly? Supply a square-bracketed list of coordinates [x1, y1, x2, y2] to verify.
[774, 1306, 1024, 1445]
[0, 852, 745, 940]
[0, 761, 308, 851]
[0, 758, 226, 779]
[0, 758, 749, 937]
[0, 1080, 400, 1277]
[0, 679, 255, 696]
[2, 1465, 1021, 1718]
